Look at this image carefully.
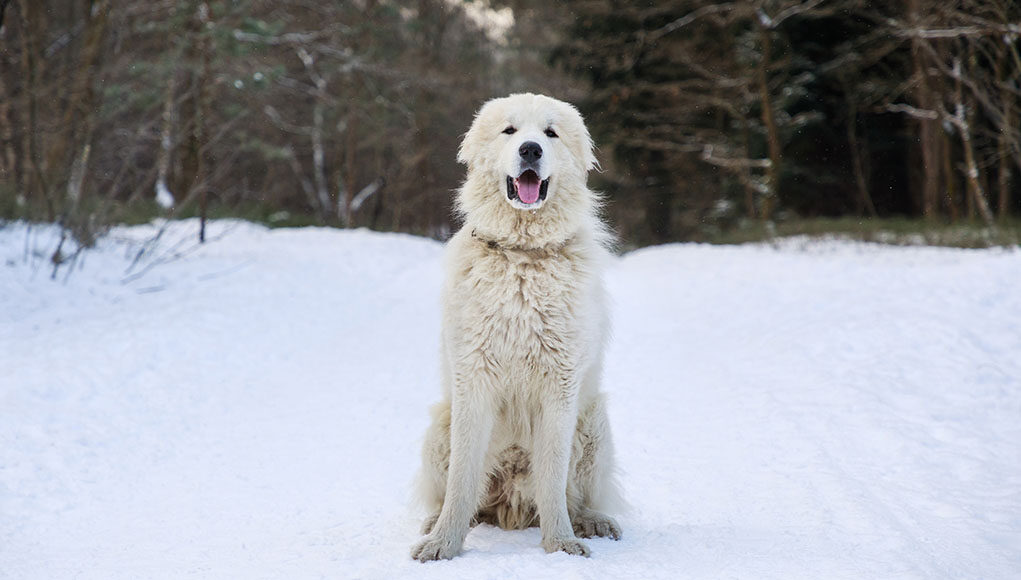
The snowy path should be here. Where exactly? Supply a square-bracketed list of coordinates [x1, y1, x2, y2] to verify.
[1, 221, 1019, 579]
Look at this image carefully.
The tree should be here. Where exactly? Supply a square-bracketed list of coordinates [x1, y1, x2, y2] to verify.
[880, 0, 1020, 225]
[0, 0, 521, 243]
[555, 0, 857, 243]
[555, 0, 1019, 242]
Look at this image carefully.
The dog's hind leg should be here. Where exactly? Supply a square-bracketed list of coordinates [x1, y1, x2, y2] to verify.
[415, 401, 451, 534]
[411, 364, 497, 562]
[416, 400, 489, 534]
[568, 392, 623, 540]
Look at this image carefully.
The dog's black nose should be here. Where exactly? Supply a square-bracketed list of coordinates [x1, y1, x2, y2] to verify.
[519, 141, 542, 163]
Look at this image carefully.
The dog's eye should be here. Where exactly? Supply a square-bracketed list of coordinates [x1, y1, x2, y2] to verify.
[503, 126, 517, 135]
[545, 128, 558, 138]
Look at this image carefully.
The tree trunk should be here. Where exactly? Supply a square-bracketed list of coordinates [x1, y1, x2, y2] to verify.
[741, 120, 757, 219]
[756, 24, 782, 221]
[16, 0, 53, 220]
[196, 1, 212, 243]
[844, 81, 876, 217]
[0, 75, 18, 199]
[995, 43, 1014, 220]
[155, 74, 177, 209]
[952, 57, 994, 226]
[908, 0, 940, 220]
[941, 132, 958, 221]
[297, 47, 331, 224]
[310, 97, 329, 222]
[342, 114, 357, 227]
[63, 0, 109, 219]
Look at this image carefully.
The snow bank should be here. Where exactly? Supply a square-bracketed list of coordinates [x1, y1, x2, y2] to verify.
[1, 221, 1018, 579]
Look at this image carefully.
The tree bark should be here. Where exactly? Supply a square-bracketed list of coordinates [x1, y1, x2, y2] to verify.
[15, 0, 53, 220]
[342, 114, 357, 227]
[756, 23, 782, 221]
[995, 42, 1014, 220]
[0, 75, 18, 197]
[155, 74, 177, 209]
[741, 121, 757, 219]
[196, 1, 212, 243]
[297, 47, 332, 224]
[63, 0, 109, 218]
[941, 132, 958, 221]
[844, 81, 876, 217]
[908, 0, 940, 220]
[951, 57, 994, 226]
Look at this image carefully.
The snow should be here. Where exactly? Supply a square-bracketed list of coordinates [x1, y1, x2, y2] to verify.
[155, 180, 175, 209]
[1, 220, 1019, 579]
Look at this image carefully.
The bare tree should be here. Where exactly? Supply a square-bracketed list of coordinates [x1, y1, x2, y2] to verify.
[883, 0, 1019, 226]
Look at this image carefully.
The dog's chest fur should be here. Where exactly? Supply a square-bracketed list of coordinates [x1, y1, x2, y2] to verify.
[447, 238, 591, 384]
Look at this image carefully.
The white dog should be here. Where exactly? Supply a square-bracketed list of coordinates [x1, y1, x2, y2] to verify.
[411, 94, 622, 561]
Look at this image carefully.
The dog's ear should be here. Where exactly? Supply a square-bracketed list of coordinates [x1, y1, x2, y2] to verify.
[581, 127, 599, 173]
[457, 101, 494, 168]
[565, 101, 599, 173]
[456, 126, 478, 167]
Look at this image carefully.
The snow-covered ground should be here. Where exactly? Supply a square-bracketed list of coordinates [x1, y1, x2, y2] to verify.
[1, 220, 1019, 579]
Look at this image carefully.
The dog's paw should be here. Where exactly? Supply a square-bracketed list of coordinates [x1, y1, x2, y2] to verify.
[542, 535, 591, 557]
[572, 510, 622, 540]
[410, 533, 462, 562]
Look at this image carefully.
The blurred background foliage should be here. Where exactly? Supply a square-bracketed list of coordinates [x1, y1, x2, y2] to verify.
[0, 0, 1019, 248]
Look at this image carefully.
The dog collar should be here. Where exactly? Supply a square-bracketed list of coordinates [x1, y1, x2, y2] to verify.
[470, 229, 573, 255]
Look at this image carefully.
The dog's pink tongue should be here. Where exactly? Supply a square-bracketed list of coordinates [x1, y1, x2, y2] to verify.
[517, 172, 541, 204]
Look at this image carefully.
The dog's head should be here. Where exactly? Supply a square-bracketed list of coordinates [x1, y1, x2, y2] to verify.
[457, 93, 597, 212]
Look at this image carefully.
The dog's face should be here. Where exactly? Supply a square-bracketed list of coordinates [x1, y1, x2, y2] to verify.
[458, 94, 596, 212]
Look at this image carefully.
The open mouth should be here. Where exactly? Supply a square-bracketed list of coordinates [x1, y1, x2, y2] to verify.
[506, 170, 549, 205]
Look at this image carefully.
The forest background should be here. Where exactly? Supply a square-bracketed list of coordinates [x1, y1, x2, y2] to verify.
[1, 0, 1019, 250]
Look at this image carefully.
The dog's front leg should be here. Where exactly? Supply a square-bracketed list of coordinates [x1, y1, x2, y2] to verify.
[534, 378, 590, 557]
[411, 370, 495, 562]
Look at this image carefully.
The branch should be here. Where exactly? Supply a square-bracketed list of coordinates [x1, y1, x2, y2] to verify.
[885, 103, 939, 120]
[263, 105, 312, 136]
[888, 15, 1021, 39]
[771, 0, 828, 28]
[701, 145, 773, 168]
[349, 177, 385, 213]
[231, 27, 342, 46]
[648, 3, 737, 41]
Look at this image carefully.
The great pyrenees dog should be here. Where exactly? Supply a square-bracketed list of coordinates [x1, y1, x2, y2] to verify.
[411, 93, 622, 562]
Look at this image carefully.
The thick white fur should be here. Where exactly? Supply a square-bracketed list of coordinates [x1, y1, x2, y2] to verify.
[411, 94, 622, 562]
